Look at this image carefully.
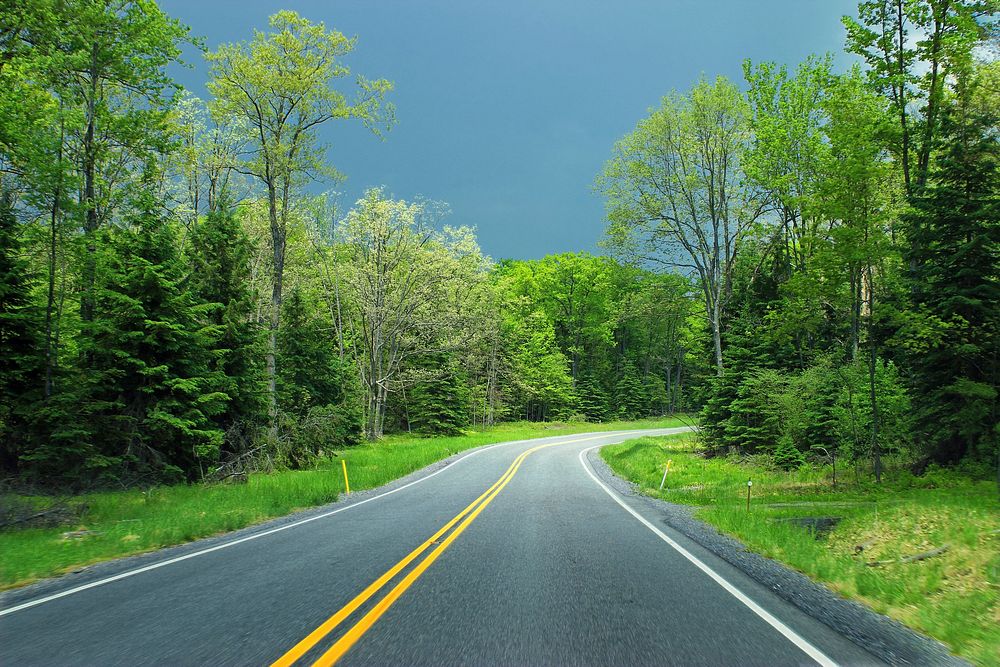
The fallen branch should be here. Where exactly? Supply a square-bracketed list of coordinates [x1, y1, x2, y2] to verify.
[866, 543, 950, 567]
[900, 544, 949, 563]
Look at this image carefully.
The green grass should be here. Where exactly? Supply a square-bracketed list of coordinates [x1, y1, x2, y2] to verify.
[0, 417, 690, 591]
[601, 434, 1000, 666]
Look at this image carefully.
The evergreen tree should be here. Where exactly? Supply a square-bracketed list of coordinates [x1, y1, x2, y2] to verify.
[904, 89, 1000, 465]
[614, 360, 647, 420]
[276, 286, 361, 456]
[277, 287, 343, 413]
[188, 203, 265, 451]
[407, 352, 469, 435]
[0, 193, 40, 473]
[575, 372, 610, 422]
[73, 199, 228, 483]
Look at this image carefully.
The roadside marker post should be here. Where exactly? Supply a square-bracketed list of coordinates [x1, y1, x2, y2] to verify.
[342, 459, 351, 495]
[659, 459, 673, 490]
[746, 479, 752, 512]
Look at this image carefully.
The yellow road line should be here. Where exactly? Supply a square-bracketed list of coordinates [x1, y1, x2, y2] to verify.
[311, 442, 546, 667]
[271, 433, 610, 667]
[270, 452, 525, 667]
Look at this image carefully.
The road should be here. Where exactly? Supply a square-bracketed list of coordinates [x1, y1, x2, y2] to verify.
[0, 428, 884, 666]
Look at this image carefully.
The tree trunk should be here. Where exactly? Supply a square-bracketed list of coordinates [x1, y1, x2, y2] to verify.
[81, 45, 99, 324]
[915, 5, 946, 190]
[866, 264, 882, 483]
[850, 267, 862, 361]
[895, 0, 912, 195]
[710, 297, 724, 377]
[266, 181, 284, 440]
[45, 117, 64, 398]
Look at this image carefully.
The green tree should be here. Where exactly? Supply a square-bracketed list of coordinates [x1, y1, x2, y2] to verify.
[67, 198, 227, 483]
[744, 56, 832, 274]
[614, 360, 647, 420]
[599, 76, 765, 376]
[188, 202, 265, 451]
[61, 0, 190, 322]
[407, 352, 469, 436]
[843, 0, 997, 193]
[207, 11, 393, 434]
[0, 192, 40, 473]
[902, 70, 999, 465]
[276, 285, 361, 464]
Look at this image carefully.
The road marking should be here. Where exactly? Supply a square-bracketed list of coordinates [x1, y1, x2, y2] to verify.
[270, 448, 529, 667]
[274, 434, 622, 666]
[308, 444, 542, 667]
[578, 446, 838, 667]
[0, 431, 646, 618]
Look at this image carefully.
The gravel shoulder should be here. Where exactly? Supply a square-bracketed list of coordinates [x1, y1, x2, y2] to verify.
[587, 448, 967, 667]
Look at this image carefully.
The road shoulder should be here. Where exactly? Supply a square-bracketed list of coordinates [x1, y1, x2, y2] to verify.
[585, 447, 967, 667]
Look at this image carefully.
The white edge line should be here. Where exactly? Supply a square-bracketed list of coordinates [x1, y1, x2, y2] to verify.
[0, 428, 657, 617]
[578, 445, 838, 667]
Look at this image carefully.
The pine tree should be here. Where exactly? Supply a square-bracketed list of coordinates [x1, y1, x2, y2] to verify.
[575, 372, 610, 422]
[407, 352, 469, 435]
[188, 203, 265, 451]
[73, 199, 229, 483]
[276, 286, 361, 458]
[277, 287, 347, 413]
[904, 87, 1000, 465]
[614, 360, 647, 420]
[0, 192, 40, 473]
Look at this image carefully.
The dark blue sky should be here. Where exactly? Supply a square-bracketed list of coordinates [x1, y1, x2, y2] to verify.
[161, 0, 858, 260]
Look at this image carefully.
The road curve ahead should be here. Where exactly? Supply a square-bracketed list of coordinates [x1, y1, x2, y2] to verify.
[1, 428, 882, 666]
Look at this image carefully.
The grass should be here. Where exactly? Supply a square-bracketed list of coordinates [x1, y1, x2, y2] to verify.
[601, 434, 1000, 666]
[0, 416, 690, 592]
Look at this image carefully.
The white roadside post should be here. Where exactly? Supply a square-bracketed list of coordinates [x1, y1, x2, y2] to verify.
[658, 459, 673, 491]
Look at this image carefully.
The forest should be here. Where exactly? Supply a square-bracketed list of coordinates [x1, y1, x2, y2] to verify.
[0, 0, 997, 490]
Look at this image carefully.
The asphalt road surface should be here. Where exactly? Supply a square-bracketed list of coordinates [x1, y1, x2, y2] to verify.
[1, 428, 886, 666]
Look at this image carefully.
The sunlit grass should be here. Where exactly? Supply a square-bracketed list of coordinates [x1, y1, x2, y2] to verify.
[0, 417, 689, 591]
[601, 435, 999, 666]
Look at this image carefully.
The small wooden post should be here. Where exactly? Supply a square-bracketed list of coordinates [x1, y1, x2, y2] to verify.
[746, 479, 752, 512]
[342, 459, 351, 495]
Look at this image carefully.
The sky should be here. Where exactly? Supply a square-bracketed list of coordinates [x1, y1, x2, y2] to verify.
[159, 0, 859, 260]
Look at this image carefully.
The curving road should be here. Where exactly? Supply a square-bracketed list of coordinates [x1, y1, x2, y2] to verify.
[0, 428, 884, 666]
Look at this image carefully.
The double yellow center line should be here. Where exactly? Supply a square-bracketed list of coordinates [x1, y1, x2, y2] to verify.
[271, 434, 611, 667]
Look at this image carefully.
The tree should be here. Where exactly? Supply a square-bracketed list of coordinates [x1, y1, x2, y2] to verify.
[507, 310, 577, 421]
[530, 253, 616, 382]
[188, 202, 265, 452]
[406, 352, 469, 435]
[52, 196, 229, 483]
[62, 0, 190, 321]
[902, 67, 999, 465]
[614, 360, 647, 420]
[821, 69, 901, 482]
[843, 0, 997, 193]
[338, 189, 481, 439]
[599, 76, 766, 375]
[744, 56, 832, 275]
[0, 192, 39, 473]
[166, 93, 248, 224]
[207, 11, 393, 435]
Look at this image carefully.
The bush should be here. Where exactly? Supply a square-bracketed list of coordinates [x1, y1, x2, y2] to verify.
[773, 435, 806, 471]
[276, 402, 362, 469]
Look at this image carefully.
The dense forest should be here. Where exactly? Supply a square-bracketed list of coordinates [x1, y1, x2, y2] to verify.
[0, 0, 996, 489]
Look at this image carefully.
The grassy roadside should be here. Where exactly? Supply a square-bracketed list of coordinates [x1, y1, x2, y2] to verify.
[601, 434, 999, 666]
[0, 417, 690, 591]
